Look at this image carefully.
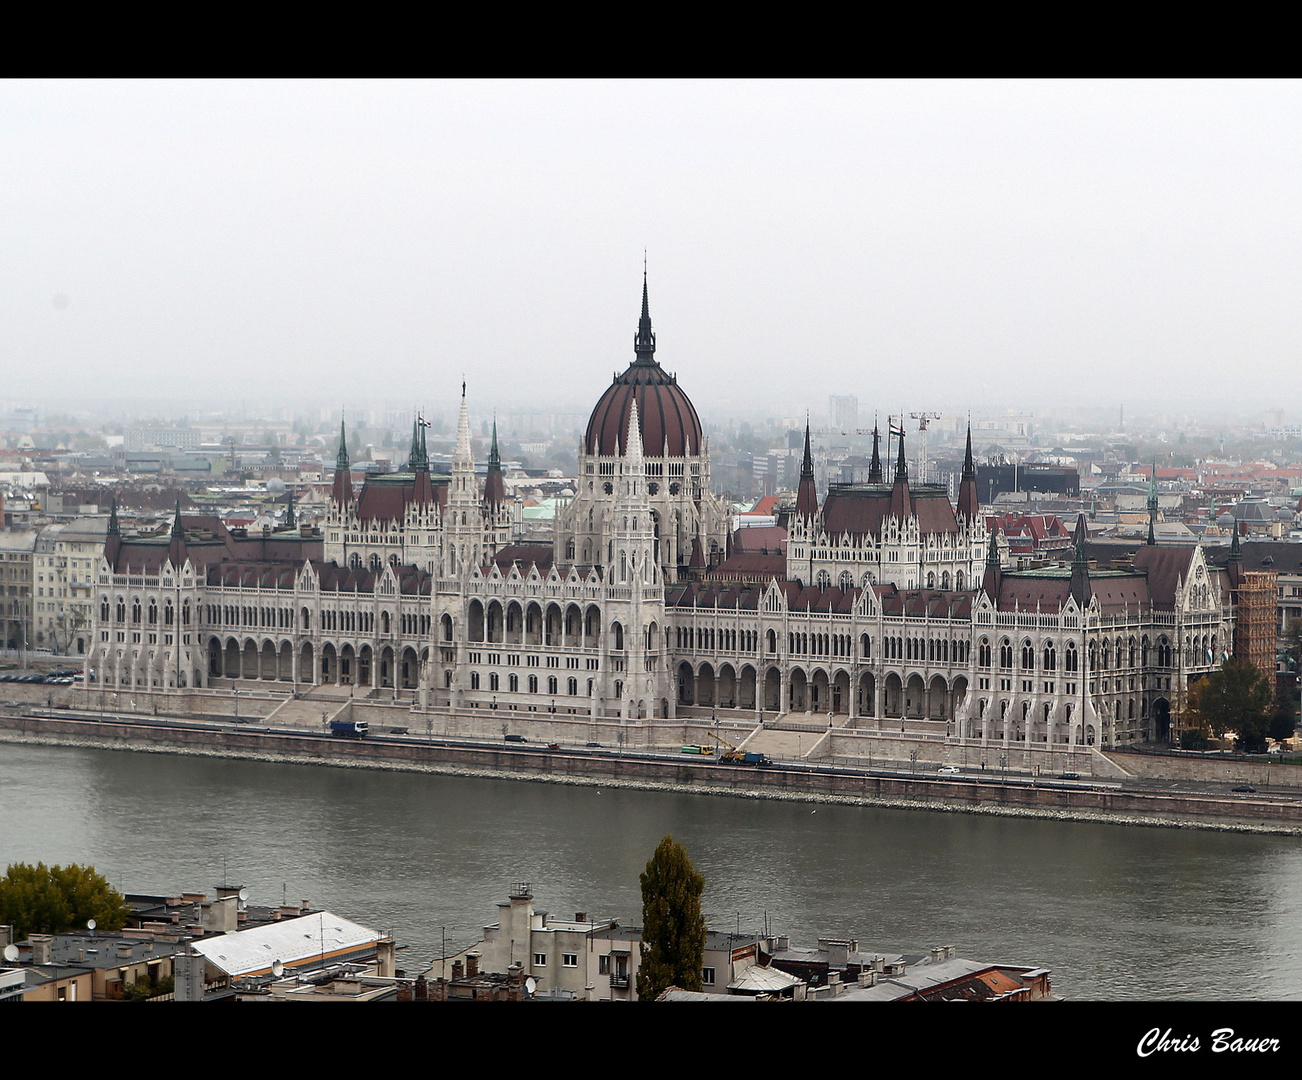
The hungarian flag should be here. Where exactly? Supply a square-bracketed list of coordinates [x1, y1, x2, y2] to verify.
[418, 414, 432, 428]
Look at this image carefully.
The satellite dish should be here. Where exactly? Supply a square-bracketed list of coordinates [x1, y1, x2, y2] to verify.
[3, 944, 18, 962]
[271, 959, 284, 978]
[238, 888, 249, 902]
[525, 976, 537, 996]
[87, 918, 97, 931]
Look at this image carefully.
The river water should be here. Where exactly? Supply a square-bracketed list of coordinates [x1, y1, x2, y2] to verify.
[2, 741, 1299, 1000]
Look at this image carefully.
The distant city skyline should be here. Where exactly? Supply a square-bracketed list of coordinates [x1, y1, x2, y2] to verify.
[5, 80, 1302, 415]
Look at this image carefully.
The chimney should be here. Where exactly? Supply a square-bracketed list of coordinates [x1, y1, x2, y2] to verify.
[575, 912, 587, 923]
[0, 925, 11, 947]
[415, 975, 428, 1001]
[466, 952, 480, 978]
[452, 959, 465, 981]
[30, 936, 53, 965]
[117, 941, 135, 958]
[930, 947, 944, 964]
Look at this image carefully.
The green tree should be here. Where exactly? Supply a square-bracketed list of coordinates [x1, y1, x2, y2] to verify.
[636, 835, 706, 1000]
[1188, 659, 1274, 753]
[0, 862, 130, 940]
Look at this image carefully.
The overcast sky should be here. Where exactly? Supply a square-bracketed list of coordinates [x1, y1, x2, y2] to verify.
[3, 80, 1300, 424]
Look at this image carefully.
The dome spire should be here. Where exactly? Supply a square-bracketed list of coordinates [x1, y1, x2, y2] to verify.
[634, 262, 656, 363]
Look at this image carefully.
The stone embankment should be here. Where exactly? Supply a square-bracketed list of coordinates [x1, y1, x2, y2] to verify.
[2, 706, 1299, 835]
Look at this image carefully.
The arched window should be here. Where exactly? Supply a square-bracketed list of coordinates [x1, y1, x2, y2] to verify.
[979, 638, 992, 667]
[1043, 641, 1056, 671]
[1000, 640, 1013, 669]
[1021, 640, 1035, 670]
[1065, 642, 1078, 672]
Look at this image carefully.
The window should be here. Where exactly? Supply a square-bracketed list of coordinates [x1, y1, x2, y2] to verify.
[562, 953, 578, 968]
[534, 953, 547, 967]
[702, 967, 715, 985]
[598, 955, 610, 975]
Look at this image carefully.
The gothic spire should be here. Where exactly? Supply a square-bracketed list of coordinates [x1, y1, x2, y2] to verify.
[484, 415, 505, 509]
[634, 267, 656, 363]
[981, 527, 1001, 600]
[332, 417, 354, 506]
[957, 420, 979, 521]
[795, 419, 818, 518]
[336, 418, 349, 471]
[167, 498, 188, 568]
[284, 492, 296, 530]
[1146, 460, 1158, 545]
[407, 418, 422, 471]
[889, 427, 912, 520]
[1070, 512, 1092, 607]
[107, 498, 119, 537]
[868, 420, 882, 484]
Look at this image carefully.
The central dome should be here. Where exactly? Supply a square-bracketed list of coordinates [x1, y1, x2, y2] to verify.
[583, 276, 704, 458]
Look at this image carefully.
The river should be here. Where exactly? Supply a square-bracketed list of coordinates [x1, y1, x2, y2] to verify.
[2, 742, 1299, 1000]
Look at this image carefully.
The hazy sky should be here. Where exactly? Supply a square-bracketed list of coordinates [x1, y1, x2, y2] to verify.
[3, 80, 1300, 423]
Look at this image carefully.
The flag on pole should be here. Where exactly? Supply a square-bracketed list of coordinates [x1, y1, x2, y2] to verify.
[889, 421, 905, 437]
[418, 414, 432, 428]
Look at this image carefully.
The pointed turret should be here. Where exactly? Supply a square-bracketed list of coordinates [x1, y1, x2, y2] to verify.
[1146, 460, 1158, 545]
[104, 497, 122, 569]
[331, 418, 354, 506]
[1227, 523, 1244, 589]
[448, 381, 480, 503]
[868, 421, 883, 484]
[981, 526, 1002, 599]
[484, 416, 506, 509]
[795, 420, 818, 518]
[1069, 513, 1092, 607]
[889, 428, 912, 520]
[957, 422, 979, 521]
[634, 267, 656, 364]
[284, 492, 296, 530]
[167, 498, 188, 569]
[624, 395, 645, 466]
[406, 419, 421, 471]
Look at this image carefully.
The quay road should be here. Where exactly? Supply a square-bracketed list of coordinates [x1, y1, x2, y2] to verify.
[2, 704, 1299, 832]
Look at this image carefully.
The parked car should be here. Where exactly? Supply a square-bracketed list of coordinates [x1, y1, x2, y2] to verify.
[1232, 785, 1257, 793]
[937, 765, 960, 775]
[1058, 772, 1081, 780]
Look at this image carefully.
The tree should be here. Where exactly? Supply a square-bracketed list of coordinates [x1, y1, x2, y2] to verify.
[637, 835, 706, 1000]
[1188, 659, 1274, 753]
[0, 862, 131, 941]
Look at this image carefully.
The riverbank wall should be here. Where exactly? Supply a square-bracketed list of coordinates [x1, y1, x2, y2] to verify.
[2, 710, 1298, 834]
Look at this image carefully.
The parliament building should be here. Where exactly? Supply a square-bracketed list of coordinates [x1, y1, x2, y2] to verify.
[88, 277, 1241, 749]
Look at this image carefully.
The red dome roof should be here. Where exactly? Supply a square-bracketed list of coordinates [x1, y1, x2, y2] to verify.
[585, 360, 704, 458]
[584, 275, 704, 458]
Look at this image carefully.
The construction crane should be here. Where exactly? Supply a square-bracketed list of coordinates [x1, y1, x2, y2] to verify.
[910, 412, 941, 485]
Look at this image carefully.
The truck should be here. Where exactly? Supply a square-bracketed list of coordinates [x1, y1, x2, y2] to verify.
[330, 719, 369, 739]
[727, 751, 772, 766]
